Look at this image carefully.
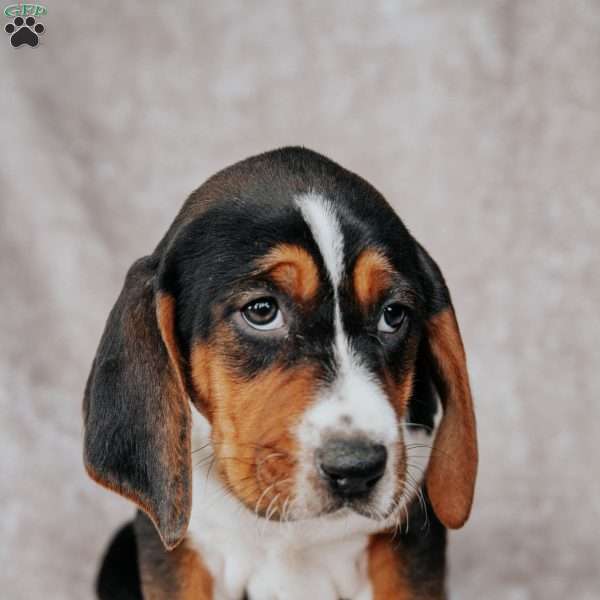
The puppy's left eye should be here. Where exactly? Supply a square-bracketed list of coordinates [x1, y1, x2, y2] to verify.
[241, 297, 284, 331]
[377, 303, 408, 333]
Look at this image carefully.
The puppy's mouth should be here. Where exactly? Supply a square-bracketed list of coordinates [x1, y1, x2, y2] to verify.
[210, 439, 405, 525]
[222, 472, 401, 525]
[326, 501, 385, 519]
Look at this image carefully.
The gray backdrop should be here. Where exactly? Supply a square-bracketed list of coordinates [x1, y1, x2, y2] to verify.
[1, 1, 598, 598]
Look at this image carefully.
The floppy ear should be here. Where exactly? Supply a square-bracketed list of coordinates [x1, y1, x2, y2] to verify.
[83, 256, 192, 550]
[416, 244, 478, 529]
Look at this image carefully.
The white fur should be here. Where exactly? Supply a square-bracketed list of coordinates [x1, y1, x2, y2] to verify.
[296, 193, 344, 288]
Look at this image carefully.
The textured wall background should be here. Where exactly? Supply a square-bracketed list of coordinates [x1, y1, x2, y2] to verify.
[1, 1, 599, 598]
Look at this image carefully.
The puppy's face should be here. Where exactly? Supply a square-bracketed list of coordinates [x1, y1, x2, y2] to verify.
[84, 148, 477, 549]
[173, 193, 422, 522]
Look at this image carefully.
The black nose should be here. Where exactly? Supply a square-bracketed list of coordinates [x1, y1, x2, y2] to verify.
[317, 438, 387, 499]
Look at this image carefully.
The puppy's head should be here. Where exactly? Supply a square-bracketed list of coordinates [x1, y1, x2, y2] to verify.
[83, 147, 477, 549]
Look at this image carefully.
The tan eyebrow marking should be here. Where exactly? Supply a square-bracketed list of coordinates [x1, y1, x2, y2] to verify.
[257, 243, 320, 302]
[353, 248, 394, 310]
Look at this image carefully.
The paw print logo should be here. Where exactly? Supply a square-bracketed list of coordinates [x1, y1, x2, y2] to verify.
[5, 16, 45, 47]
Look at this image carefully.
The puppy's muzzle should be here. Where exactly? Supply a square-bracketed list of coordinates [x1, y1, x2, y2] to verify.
[317, 438, 388, 499]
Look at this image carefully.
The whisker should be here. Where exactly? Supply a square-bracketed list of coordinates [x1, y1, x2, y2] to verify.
[191, 441, 213, 454]
[266, 493, 281, 522]
[254, 483, 276, 521]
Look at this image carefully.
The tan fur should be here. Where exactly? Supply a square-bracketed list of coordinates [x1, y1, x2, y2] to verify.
[156, 293, 189, 399]
[258, 243, 320, 303]
[368, 534, 412, 600]
[425, 308, 478, 529]
[140, 539, 213, 600]
[353, 248, 394, 311]
[176, 542, 213, 600]
[191, 334, 319, 517]
[382, 366, 415, 417]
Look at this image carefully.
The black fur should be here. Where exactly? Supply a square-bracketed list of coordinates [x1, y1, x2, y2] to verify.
[398, 490, 448, 598]
[96, 522, 142, 600]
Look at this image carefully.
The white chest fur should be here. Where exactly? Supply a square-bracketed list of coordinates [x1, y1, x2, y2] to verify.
[188, 469, 376, 600]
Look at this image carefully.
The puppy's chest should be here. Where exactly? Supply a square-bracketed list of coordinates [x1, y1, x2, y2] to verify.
[187, 512, 373, 600]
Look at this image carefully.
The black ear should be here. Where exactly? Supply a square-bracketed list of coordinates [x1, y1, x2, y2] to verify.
[83, 256, 191, 550]
[415, 243, 478, 529]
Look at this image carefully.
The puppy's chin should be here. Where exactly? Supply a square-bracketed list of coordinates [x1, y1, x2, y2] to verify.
[237, 489, 395, 524]
[288, 476, 405, 525]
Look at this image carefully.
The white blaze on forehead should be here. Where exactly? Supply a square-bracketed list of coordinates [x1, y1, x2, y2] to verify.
[294, 192, 398, 441]
[296, 192, 344, 288]
[296, 193, 354, 373]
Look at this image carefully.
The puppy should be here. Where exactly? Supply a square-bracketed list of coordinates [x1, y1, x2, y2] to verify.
[83, 147, 477, 599]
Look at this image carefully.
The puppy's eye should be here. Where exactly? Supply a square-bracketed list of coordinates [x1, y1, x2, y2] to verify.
[241, 297, 284, 330]
[377, 303, 407, 333]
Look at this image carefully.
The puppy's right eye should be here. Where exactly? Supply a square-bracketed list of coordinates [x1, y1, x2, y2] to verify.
[241, 297, 284, 331]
